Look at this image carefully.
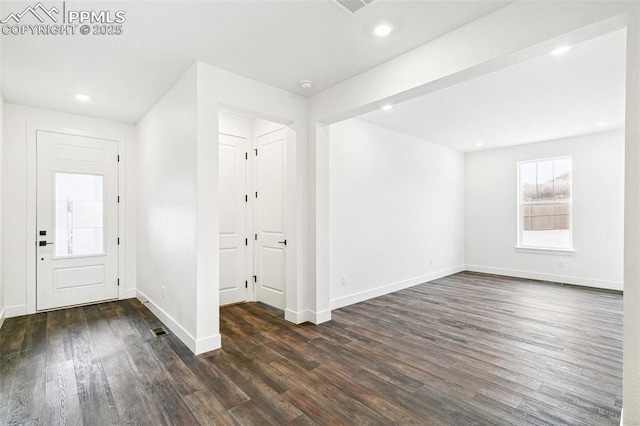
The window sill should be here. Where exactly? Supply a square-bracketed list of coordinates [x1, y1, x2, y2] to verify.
[515, 246, 575, 256]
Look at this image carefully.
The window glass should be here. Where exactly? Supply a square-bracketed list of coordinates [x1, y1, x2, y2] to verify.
[55, 173, 104, 257]
[519, 157, 572, 249]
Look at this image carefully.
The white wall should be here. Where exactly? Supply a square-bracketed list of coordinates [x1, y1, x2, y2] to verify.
[0, 96, 4, 329]
[220, 111, 253, 138]
[0, 31, 5, 329]
[465, 130, 624, 291]
[2, 103, 137, 317]
[308, 0, 630, 331]
[137, 64, 201, 349]
[624, 8, 640, 422]
[197, 62, 309, 327]
[137, 63, 308, 354]
[329, 119, 465, 308]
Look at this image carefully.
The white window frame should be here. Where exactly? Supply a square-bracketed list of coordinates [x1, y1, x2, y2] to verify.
[516, 156, 574, 253]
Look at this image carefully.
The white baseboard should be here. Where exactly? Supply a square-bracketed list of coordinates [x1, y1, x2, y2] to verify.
[465, 265, 623, 291]
[195, 334, 222, 355]
[121, 288, 137, 299]
[330, 265, 466, 310]
[136, 290, 221, 355]
[284, 309, 308, 324]
[308, 309, 331, 324]
[5, 304, 27, 318]
[285, 309, 331, 324]
[0, 307, 5, 330]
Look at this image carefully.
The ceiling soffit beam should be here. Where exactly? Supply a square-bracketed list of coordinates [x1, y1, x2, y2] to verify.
[310, 2, 629, 125]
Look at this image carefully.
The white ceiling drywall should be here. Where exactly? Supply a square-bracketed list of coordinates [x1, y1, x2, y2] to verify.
[0, 0, 510, 123]
[360, 29, 626, 152]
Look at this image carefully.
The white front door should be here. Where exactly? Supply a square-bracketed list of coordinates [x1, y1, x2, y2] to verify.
[255, 128, 287, 310]
[219, 133, 248, 306]
[36, 131, 119, 311]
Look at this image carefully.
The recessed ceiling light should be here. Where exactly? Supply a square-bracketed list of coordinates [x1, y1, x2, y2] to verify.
[595, 121, 608, 126]
[474, 142, 484, 147]
[374, 24, 392, 37]
[382, 104, 393, 111]
[551, 45, 571, 55]
[75, 94, 91, 102]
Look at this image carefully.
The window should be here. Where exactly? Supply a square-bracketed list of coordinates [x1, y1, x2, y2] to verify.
[55, 172, 105, 257]
[518, 157, 572, 250]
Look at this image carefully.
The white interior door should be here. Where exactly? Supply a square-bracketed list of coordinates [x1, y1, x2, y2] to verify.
[255, 128, 287, 310]
[36, 131, 119, 311]
[219, 133, 248, 305]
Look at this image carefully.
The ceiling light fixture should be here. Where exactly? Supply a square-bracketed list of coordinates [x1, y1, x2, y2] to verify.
[75, 93, 91, 102]
[382, 104, 393, 111]
[374, 24, 392, 37]
[595, 121, 608, 126]
[551, 45, 571, 55]
[300, 80, 314, 90]
[474, 142, 484, 147]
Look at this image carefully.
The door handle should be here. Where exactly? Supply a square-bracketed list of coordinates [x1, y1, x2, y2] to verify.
[38, 241, 54, 246]
[278, 239, 287, 246]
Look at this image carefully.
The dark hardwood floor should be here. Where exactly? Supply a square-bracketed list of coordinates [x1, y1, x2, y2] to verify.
[0, 272, 622, 425]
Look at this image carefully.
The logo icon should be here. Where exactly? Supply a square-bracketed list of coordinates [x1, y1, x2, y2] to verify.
[0, 2, 59, 24]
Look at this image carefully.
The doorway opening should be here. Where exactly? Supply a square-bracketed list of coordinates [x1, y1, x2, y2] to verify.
[218, 111, 290, 312]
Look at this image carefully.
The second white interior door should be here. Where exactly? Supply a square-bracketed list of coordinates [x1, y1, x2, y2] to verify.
[254, 128, 287, 310]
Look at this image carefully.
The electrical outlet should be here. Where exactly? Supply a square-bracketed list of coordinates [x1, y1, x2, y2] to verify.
[342, 275, 349, 286]
[161, 286, 166, 298]
[429, 259, 434, 266]
[557, 260, 564, 268]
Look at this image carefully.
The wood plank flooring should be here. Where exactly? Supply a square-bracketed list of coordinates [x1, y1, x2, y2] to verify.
[0, 272, 623, 425]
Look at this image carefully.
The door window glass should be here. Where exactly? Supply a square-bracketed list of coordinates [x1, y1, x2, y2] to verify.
[55, 173, 104, 257]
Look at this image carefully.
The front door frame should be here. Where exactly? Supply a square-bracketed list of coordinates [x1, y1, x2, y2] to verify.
[25, 122, 127, 314]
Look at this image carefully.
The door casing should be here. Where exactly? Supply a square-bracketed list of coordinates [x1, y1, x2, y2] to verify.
[36, 131, 119, 310]
[25, 123, 127, 314]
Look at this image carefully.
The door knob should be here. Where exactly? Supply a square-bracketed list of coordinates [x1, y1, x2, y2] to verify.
[278, 239, 287, 246]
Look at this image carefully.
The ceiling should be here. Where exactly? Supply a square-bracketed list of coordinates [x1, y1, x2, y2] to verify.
[361, 29, 626, 152]
[0, 0, 510, 124]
